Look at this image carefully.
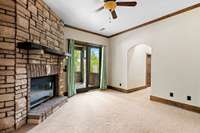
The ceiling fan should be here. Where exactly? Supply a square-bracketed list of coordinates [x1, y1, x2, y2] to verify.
[96, 0, 137, 19]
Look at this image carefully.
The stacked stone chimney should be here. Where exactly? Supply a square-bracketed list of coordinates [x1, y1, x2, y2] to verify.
[0, 0, 65, 132]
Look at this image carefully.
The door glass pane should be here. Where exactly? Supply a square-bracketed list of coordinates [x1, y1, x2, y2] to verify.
[89, 47, 100, 87]
[74, 48, 86, 89]
[74, 50, 81, 72]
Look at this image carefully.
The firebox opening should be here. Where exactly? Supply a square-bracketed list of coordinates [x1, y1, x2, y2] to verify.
[30, 75, 56, 109]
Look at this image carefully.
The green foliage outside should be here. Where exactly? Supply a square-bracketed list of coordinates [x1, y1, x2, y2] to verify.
[90, 50, 99, 73]
[74, 48, 99, 73]
[74, 50, 81, 72]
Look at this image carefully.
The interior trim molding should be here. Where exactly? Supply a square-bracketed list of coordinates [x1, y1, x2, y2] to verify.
[108, 85, 147, 93]
[109, 3, 200, 37]
[150, 95, 200, 113]
[64, 3, 200, 38]
[64, 24, 109, 38]
[109, 3, 200, 38]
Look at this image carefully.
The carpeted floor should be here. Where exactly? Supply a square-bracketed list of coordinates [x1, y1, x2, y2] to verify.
[16, 88, 200, 133]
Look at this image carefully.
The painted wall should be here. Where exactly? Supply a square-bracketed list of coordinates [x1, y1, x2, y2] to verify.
[64, 27, 109, 46]
[127, 45, 151, 89]
[109, 7, 200, 107]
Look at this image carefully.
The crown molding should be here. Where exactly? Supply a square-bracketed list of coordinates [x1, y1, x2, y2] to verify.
[64, 3, 200, 39]
[64, 24, 109, 38]
[109, 3, 200, 38]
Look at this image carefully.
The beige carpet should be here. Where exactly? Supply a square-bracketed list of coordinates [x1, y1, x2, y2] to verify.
[16, 88, 200, 133]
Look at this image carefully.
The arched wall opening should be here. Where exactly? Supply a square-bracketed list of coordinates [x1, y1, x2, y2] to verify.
[127, 44, 152, 90]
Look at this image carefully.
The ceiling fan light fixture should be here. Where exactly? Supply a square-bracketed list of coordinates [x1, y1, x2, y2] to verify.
[104, 1, 117, 11]
[96, 0, 137, 19]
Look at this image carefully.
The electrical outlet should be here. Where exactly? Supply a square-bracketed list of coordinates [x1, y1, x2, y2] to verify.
[187, 96, 192, 101]
[170, 92, 174, 97]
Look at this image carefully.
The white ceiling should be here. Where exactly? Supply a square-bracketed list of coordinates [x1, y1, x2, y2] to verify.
[44, 0, 200, 36]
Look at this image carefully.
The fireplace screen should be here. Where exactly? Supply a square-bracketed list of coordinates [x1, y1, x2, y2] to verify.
[30, 76, 56, 108]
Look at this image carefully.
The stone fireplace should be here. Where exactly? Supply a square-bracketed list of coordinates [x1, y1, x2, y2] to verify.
[0, 0, 66, 132]
[30, 75, 56, 108]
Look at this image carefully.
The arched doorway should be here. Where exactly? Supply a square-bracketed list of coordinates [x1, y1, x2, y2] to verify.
[127, 44, 152, 90]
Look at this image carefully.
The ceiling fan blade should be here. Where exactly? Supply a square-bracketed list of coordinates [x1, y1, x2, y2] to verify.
[110, 10, 117, 19]
[95, 6, 104, 12]
[104, 0, 116, 2]
[116, 1, 137, 6]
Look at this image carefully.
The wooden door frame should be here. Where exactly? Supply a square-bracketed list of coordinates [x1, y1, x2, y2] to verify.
[146, 54, 151, 87]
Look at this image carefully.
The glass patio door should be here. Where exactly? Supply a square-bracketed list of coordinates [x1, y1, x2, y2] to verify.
[87, 47, 101, 89]
[74, 44, 101, 93]
[74, 47, 87, 90]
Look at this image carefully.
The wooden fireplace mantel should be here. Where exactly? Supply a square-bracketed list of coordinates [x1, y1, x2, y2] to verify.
[17, 42, 65, 57]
